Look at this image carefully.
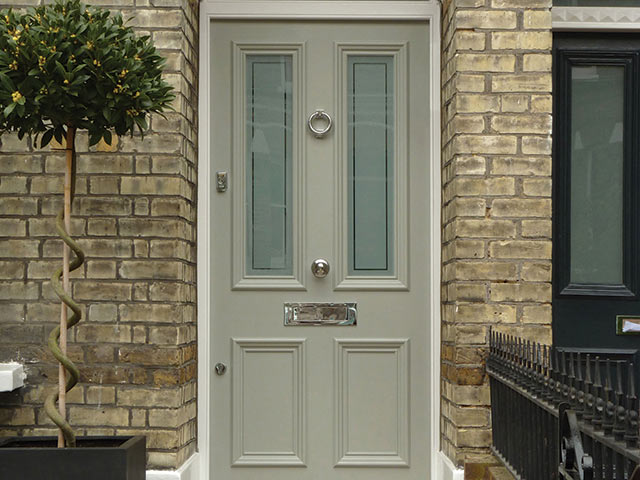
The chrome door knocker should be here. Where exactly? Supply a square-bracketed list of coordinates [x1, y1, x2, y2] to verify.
[307, 110, 332, 138]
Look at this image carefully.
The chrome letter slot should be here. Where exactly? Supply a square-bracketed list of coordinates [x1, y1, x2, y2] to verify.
[284, 302, 356, 326]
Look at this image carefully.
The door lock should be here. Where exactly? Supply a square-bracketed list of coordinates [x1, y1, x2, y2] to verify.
[216, 171, 228, 192]
[215, 363, 227, 375]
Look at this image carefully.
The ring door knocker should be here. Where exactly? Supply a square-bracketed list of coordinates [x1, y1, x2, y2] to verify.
[307, 110, 332, 138]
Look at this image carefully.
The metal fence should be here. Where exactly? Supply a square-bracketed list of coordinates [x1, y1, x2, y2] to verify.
[488, 331, 640, 479]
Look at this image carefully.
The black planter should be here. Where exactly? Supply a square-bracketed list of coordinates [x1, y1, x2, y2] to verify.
[0, 436, 145, 480]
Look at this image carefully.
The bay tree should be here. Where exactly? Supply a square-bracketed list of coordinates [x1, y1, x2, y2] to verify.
[0, 0, 174, 448]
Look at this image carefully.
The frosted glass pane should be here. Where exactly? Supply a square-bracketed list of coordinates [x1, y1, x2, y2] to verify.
[245, 55, 293, 276]
[555, 0, 638, 5]
[570, 65, 624, 285]
[347, 56, 394, 276]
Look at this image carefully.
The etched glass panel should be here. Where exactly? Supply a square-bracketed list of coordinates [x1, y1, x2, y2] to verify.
[570, 65, 624, 285]
[347, 55, 394, 276]
[245, 55, 293, 276]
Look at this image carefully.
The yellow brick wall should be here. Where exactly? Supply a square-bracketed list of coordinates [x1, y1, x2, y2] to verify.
[0, 0, 198, 470]
[441, 0, 553, 467]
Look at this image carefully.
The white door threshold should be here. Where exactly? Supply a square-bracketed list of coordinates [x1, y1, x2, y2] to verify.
[438, 451, 464, 480]
[150, 451, 462, 479]
[146, 453, 199, 480]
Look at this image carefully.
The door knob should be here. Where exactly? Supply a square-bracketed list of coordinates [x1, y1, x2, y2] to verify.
[311, 259, 330, 278]
[215, 363, 227, 375]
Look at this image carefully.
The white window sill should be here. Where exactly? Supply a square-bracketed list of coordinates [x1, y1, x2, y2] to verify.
[0, 363, 25, 392]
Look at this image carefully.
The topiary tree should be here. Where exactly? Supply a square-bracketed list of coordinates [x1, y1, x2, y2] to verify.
[0, 0, 174, 448]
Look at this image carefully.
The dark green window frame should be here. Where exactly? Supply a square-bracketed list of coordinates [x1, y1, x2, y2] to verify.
[553, 34, 640, 298]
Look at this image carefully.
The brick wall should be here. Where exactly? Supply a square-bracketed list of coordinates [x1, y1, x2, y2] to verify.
[441, 0, 553, 467]
[0, 0, 198, 470]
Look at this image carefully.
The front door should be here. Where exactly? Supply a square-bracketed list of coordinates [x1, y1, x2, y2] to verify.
[553, 35, 640, 358]
[210, 20, 432, 479]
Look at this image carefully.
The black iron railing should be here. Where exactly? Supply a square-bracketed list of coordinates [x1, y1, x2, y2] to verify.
[488, 331, 640, 480]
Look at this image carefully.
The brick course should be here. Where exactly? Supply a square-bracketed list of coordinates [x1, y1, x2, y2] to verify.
[0, 0, 198, 470]
[441, 0, 552, 467]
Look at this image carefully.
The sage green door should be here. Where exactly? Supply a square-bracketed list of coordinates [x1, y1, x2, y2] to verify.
[210, 20, 432, 479]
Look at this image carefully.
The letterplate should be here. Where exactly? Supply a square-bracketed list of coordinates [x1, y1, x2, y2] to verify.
[616, 315, 640, 335]
[284, 302, 357, 326]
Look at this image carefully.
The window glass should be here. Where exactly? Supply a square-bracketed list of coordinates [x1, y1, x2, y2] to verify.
[245, 55, 293, 276]
[347, 55, 395, 276]
[570, 65, 624, 285]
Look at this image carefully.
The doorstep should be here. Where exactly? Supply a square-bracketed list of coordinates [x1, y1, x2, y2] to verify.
[463, 455, 516, 480]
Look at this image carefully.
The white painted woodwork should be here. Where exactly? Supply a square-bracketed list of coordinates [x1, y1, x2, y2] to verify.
[210, 20, 432, 480]
[553, 7, 640, 30]
[0, 363, 24, 392]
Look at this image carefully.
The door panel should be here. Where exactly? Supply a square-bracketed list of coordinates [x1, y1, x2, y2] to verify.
[211, 20, 431, 479]
[231, 339, 305, 466]
[553, 34, 640, 372]
[334, 339, 409, 467]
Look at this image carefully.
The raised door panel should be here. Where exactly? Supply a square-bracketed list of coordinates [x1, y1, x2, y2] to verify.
[334, 339, 409, 467]
[232, 339, 306, 466]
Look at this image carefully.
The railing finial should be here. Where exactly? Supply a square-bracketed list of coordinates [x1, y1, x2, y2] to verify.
[603, 359, 614, 435]
[583, 354, 594, 423]
[575, 352, 585, 419]
[592, 357, 603, 429]
[625, 363, 638, 448]
[613, 360, 626, 442]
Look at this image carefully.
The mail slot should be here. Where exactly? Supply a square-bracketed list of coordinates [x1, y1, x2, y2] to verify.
[616, 316, 640, 335]
[284, 302, 357, 326]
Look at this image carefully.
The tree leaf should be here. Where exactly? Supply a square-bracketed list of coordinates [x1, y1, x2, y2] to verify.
[53, 127, 64, 144]
[3, 102, 16, 117]
[0, 73, 15, 92]
[40, 129, 54, 148]
[89, 130, 103, 146]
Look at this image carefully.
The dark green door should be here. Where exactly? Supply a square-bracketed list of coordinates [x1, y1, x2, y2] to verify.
[553, 34, 640, 359]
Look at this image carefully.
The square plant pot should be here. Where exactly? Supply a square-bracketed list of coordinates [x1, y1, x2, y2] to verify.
[0, 436, 145, 480]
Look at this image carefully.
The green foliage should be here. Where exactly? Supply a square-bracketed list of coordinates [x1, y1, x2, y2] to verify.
[0, 0, 175, 147]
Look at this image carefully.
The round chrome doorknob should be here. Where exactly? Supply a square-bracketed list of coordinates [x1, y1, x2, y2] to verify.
[215, 363, 227, 375]
[311, 259, 330, 278]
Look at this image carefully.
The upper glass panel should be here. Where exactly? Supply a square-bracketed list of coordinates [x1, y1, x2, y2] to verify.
[347, 55, 395, 276]
[245, 55, 293, 276]
[570, 65, 624, 285]
[554, 0, 640, 5]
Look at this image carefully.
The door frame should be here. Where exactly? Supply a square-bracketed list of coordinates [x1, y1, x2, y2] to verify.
[196, 2, 442, 479]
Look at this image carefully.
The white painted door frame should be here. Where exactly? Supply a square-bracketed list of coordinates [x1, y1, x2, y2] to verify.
[196, 2, 442, 479]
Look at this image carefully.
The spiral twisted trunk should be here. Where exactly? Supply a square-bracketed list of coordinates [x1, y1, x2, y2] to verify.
[43, 127, 84, 448]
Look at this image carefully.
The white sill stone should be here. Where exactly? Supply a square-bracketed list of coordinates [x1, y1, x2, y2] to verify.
[0, 363, 25, 392]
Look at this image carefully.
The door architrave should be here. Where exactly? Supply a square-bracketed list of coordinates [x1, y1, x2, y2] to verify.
[196, 3, 442, 479]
